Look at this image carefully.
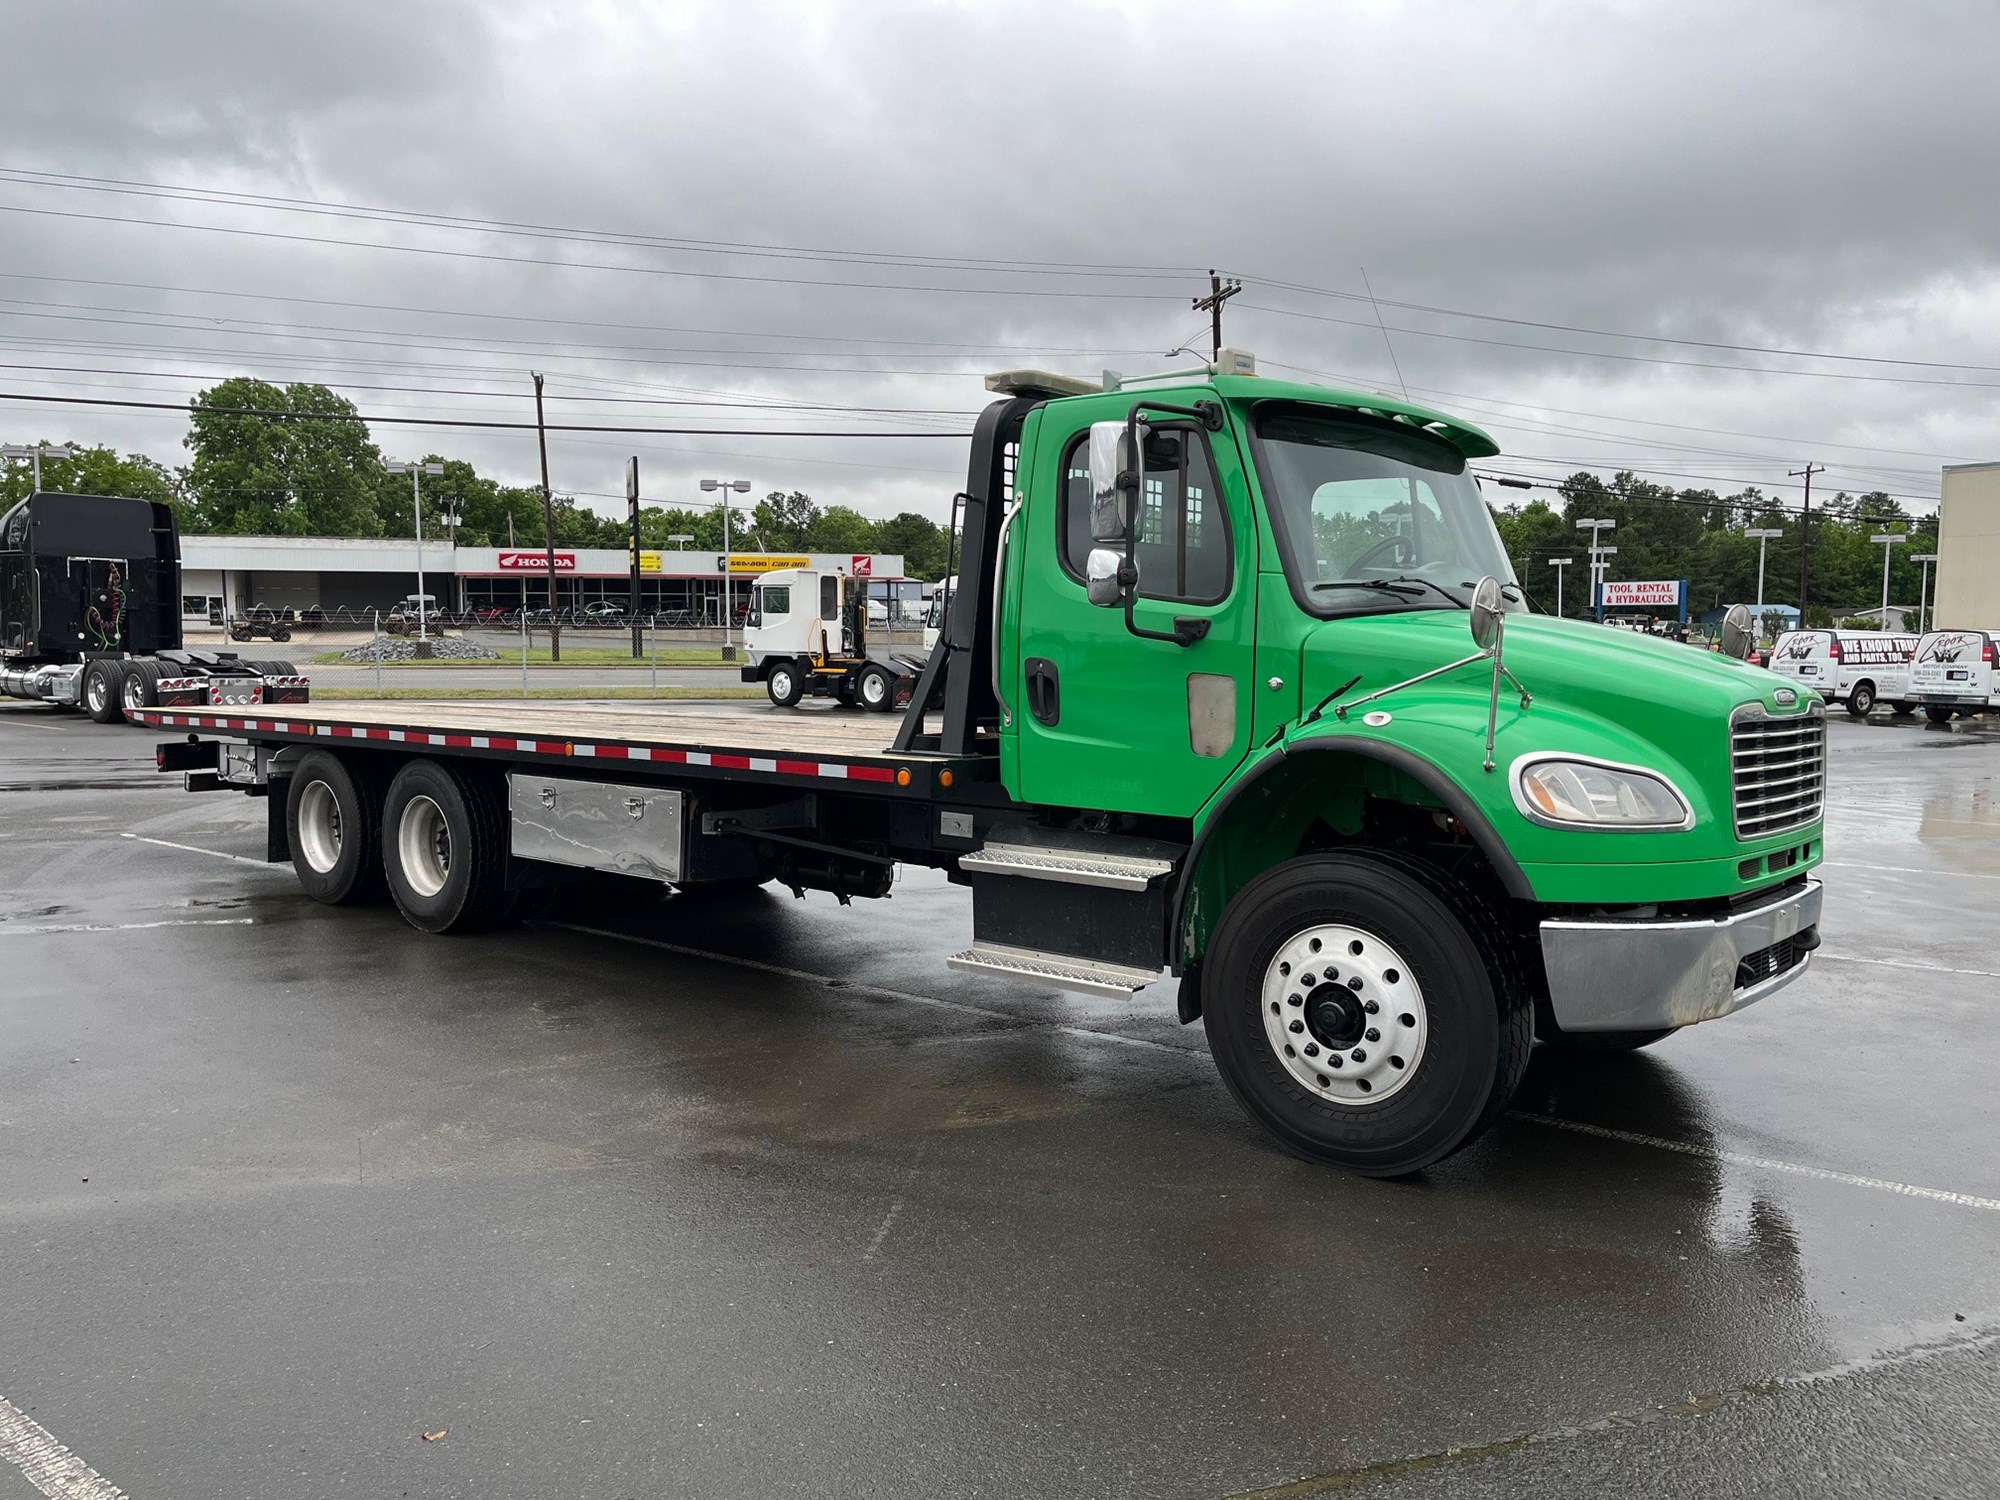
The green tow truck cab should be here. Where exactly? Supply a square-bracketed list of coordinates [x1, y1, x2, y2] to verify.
[944, 358, 1823, 1173]
[143, 355, 1825, 1178]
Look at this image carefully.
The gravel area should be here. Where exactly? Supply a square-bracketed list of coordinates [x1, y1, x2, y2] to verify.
[338, 635, 501, 663]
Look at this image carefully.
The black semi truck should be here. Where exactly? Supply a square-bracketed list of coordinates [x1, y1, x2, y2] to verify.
[0, 492, 309, 723]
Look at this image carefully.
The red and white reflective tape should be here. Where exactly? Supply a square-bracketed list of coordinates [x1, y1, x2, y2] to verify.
[127, 710, 903, 785]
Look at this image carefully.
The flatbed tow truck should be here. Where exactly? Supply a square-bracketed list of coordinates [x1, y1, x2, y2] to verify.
[137, 356, 1825, 1175]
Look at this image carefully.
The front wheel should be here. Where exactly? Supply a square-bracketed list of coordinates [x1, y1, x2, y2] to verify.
[1892, 701, 1915, 717]
[1201, 852, 1533, 1177]
[1846, 681, 1876, 718]
[766, 661, 804, 708]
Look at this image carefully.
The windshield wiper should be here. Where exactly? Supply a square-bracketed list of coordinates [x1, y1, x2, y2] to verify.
[1314, 575, 1467, 606]
[1311, 578, 1427, 597]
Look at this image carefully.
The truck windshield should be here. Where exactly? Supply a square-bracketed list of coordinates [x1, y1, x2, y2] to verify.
[1251, 405, 1521, 617]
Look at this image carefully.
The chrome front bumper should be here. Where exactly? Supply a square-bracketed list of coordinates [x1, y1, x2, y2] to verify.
[1540, 878, 1822, 1033]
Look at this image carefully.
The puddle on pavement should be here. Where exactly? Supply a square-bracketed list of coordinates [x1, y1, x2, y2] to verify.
[1918, 779, 2000, 877]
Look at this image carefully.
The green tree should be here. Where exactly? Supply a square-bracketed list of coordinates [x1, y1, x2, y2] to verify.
[806, 504, 878, 555]
[749, 490, 820, 550]
[184, 379, 386, 535]
[873, 511, 949, 579]
[639, 505, 724, 551]
[0, 439, 183, 515]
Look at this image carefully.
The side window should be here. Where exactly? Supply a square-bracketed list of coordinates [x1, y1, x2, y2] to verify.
[1059, 428, 1231, 604]
[762, 585, 790, 615]
[819, 575, 839, 621]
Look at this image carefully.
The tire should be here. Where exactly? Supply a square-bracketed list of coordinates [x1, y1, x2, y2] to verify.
[1201, 851, 1533, 1177]
[1536, 1023, 1676, 1053]
[119, 660, 160, 713]
[272, 628, 292, 642]
[766, 660, 804, 708]
[1846, 680, 1875, 718]
[1926, 704, 1955, 725]
[1892, 701, 1915, 717]
[82, 659, 126, 723]
[857, 663, 895, 712]
[382, 759, 511, 934]
[285, 751, 388, 905]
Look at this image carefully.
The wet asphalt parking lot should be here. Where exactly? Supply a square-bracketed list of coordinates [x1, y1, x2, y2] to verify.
[3, 702, 1998, 1499]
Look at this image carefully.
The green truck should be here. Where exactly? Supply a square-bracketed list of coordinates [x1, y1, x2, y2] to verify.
[141, 356, 1825, 1176]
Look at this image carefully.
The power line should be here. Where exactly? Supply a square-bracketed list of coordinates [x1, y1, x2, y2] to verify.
[0, 202, 1185, 301]
[0, 388, 973, 437]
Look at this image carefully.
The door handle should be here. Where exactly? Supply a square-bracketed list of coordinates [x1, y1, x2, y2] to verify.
[1024, 656, 1060, 726]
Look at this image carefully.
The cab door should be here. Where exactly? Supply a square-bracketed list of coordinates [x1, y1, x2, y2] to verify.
[1011, 416, 1257, 818]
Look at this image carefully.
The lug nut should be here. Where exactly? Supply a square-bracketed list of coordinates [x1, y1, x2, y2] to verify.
[1363, 1000, 1379, 1014]
[1289, 1019, 1304, 1034]
[1346, 976, 1363, 991]
[1303, 1043, 1319, 1057]
[1365, 1027, 1380, 1042]
[1350, 1048, 1367, 1063]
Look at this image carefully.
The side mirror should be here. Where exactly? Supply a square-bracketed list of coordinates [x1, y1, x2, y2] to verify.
[1468, 575, 1505, 652]
[1087, 420, 1143, 543]
[1086, 547, 1126, 608]
[1720, 603, 1754, 660]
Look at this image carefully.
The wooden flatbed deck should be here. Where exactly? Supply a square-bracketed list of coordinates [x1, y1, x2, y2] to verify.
[131, 700, 995, 798]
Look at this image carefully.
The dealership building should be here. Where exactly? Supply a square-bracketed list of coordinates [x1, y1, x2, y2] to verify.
[177, 536, 908, 622]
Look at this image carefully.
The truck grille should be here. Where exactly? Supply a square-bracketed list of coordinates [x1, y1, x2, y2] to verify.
[1731, 705, 1826, 840]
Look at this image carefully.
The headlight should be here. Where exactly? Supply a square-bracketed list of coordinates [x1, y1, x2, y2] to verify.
[1512, 757, 1692, 830]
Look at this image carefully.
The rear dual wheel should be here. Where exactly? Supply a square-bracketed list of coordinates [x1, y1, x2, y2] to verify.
[381, 759, 512, 934]
[82, 659, 125, 723]
[1201, 852, 1533, 1177]
[120, 660, 160, 713]
[287, 751, 388, 905]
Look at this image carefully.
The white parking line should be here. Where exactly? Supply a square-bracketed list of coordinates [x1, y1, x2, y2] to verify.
[0, 1395, 128, 1499]
[0, 918, 256, 937]
[1512, 1112, 2000, 1212]
[1816, 951, 2000, 980]
[548, 922, 1198, 1057]
[118, 833, 272, 867]
[1822, 860, 2000, 882]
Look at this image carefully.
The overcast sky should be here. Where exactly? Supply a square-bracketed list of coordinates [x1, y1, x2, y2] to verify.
[0, 0, 1993, 526]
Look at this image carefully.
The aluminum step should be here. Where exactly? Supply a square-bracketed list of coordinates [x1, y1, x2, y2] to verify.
[945, 942, 1163, 999]
[959, 842, 1175, 891]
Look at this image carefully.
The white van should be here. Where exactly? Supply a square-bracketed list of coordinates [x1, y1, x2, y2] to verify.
[1767, 630, 1918, 718]
[1909, 628, 2000, 723]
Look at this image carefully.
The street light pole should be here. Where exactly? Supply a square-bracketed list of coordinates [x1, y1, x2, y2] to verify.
[1870, 528, 1906, 629]
[699, 478, 753, 657]
[1744, 527, 1784, 625]
[386, 460, 445, 641]
[2, 443, 75, 492]
[1547, 556, 1572, 618]
[1574, 518, 1616, 620]
[1912, 552, 1938, 634]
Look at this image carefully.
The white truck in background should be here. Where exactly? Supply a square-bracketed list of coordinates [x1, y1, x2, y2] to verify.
[1767, 629, 1918, 718]
[739, 566, 931, 710]
[1909, 628, 2000, 723]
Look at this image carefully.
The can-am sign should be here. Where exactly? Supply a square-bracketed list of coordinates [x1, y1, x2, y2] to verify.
[1600, 580, 1682, 608]
[498, 551, 576, 572]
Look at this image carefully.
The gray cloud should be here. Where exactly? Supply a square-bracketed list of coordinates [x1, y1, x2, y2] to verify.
[0, 0, 1991, 518]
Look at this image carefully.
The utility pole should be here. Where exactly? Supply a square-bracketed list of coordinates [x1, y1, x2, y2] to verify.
[1548, 556, 1572, 618]
[1789, 463, 1824, 620]
[533, 372, 561, 662]
[1191, 269, 1242, 362]
[626, 456, 644, 659]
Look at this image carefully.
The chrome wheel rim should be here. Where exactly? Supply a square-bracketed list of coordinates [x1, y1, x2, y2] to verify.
[1261, 923, 1428, 1106]
[397, 794, 451, 898]
[86, 671, 107, 712]
[296, 780, 344, 874]
[122, 673, 145, 709]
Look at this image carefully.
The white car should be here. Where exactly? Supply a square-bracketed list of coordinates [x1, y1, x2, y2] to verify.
[1908, 628, 2000, 723]
[1767, 629, 1918, 718]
